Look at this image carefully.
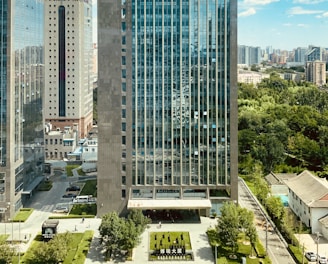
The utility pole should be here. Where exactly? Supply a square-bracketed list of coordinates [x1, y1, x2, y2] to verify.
[265, 220, 268, 254]
[316, 232, 321, 264]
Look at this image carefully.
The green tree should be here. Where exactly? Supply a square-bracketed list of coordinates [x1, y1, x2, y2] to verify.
[245, 225, 258, 257]
[99, 212, 125, 260]
[266, 196, 285, 223]
[30, 233, 72, 264]
[253, 174, 270, 204]
[121, 219, 141, 252]
[127, 209, 151, 233]
[0, 240, 16, 264]
[216, 202, 240, 253]
[99, 211, 145, 260]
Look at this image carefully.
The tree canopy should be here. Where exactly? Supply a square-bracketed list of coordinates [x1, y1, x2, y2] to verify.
[215, 202, 257, 254]
[99, 210, 150, 260]
[238, 75, 328, 175]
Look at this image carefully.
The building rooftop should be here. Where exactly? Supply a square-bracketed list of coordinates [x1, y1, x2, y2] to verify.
[283, 170, 328, 207]
[265, 172, 297, 185]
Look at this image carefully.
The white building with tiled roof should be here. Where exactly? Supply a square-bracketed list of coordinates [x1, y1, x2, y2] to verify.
[283, 170, 328, 238]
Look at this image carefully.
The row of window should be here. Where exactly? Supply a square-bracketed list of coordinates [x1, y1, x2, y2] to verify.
[45, 138, 62, 145]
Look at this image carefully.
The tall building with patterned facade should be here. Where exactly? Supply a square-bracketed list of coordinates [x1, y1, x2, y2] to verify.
[44, 0, 94, 139]
[97, 0, 238, 216]
[0, 0, 45, 221]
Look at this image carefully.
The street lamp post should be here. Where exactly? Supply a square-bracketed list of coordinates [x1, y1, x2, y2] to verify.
[8, 219, 13, 244]
[214, 243, 218, 264]
[265, 220, 268, 253]
[316, 232, 322, 264]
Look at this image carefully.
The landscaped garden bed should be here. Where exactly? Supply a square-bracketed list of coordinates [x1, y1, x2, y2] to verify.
[149, 231, 193, 261]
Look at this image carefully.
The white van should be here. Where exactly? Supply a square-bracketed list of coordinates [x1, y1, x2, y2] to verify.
[73, 195, 91, 203]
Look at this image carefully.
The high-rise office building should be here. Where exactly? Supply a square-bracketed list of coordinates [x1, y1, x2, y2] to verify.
[238, 45, 261, 66]
[97, 0, 238, 216]
[306, 46, 322, 62]
[0, 0, 45, 221]
[44, 0, 94, 139]
[294, 47, 307, 63]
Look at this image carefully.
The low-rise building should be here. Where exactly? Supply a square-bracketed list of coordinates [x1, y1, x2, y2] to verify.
[283, 170, 328, 239]
[44, 123, 78, 160]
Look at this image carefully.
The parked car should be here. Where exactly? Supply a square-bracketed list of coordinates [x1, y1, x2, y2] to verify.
[53, 207, 69, 213]
[319, 256, 327, 264]
[305, 252, 317, 262]
[66, 185, 80, 192]
[62, 193, 77, 198]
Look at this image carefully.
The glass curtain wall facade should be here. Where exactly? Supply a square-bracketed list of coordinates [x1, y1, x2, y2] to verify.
[0, 0, 44, 221]
[97, 0, 237, 216]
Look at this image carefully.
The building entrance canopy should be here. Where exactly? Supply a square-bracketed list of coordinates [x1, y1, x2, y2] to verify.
[127, 199, 211, 210]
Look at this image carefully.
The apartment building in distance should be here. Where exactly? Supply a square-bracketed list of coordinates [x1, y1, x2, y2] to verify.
[0, 1, 45, 221]
[44, 0, 94, 139]
[97, 0, 238, 217]
[238, 45, 262, 66]
[306, 60, 326, 86]
[44, 123, 78, 160]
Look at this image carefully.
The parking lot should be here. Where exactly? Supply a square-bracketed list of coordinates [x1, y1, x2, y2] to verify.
[299, 234, 328, 263]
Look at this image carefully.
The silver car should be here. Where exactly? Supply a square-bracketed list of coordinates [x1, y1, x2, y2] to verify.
[319, 256, 327, 264]
[305, 252, 317, 262]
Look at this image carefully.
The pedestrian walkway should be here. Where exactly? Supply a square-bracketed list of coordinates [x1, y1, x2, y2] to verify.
[85, 216, 217, 264]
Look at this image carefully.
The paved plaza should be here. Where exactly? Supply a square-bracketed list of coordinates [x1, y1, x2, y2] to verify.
[85, 216, 217, 264]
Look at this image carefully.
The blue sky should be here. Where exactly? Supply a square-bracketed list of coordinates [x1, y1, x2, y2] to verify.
[92, 1, 328, 51]
[238, 0, 328, 50]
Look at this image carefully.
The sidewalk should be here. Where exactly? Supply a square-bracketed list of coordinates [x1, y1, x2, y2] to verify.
[85, 216, 217, 264]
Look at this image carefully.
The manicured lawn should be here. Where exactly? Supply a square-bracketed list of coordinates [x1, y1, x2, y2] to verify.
[80, 180, 97, 197]
[149, 231, 191, 250]
[19, 231, 94, 264]
[149, 231, 193, 261]
[13, 208, 34, 222]
[208, 229, 270, 264]
[66, 165, 80, 176]
[70, 203, 97, 216]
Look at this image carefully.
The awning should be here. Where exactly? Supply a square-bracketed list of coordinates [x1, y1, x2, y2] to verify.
[22, 176, 44, 195]
[127, 199, 212, 210]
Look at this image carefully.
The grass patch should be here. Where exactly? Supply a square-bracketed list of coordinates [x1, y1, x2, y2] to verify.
[66, 165, 80, 177]
[149, 231, 191, 251]
[209, 231, 271, 264]
[70, 204, 97, 216]
[77, 168, 86, 176]
[70, 230, 94, 264]
[37, 180, 53, 191]
[20, 231, 93, 264]
[80, 180, 97, 197]
[289, 245, 308, 264]
[13, 208, 34, 222]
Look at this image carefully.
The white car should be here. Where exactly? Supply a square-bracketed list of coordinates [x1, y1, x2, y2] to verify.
[53, 207, 69, 213]
[319, 256, 327, 264]
[305, 252, 317, 262]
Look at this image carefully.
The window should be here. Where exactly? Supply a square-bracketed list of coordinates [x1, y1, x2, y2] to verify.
[121, 22, 126, 32]
[121, 189, 126, 198]
[122, 82, 126, 92]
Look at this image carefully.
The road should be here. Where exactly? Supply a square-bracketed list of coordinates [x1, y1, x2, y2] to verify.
[238, 178, 296, 264]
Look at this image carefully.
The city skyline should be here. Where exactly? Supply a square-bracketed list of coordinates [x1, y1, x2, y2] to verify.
[238, 0, 328, 51]
[92, 1, 328, 51]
